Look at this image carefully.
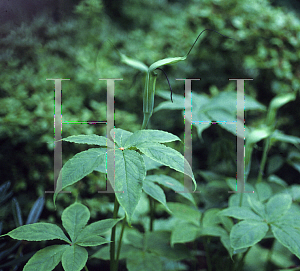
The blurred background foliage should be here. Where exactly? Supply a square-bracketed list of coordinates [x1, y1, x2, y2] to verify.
[0, 0, 300, 269]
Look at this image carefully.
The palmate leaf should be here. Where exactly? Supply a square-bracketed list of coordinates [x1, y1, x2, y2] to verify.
[2, 202, 122, 271]
[53, 128, 196, 224]
[110, 128, 133, 147]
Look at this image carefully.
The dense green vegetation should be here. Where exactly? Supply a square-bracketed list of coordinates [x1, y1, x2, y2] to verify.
[0, 0, 300, 270]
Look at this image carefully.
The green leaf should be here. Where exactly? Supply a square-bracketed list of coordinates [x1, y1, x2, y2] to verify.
[219, 207, 263, 221]
[124, 229, 144, 249]
[23, 245, 68, 271]
[61, 134, 114, 147]
[110, 128, 133, 147]
[145, 231, 191, 260]
[75, 235, 111, 247]
[145, 175, 195, 205]
[245, 127, 273, 177]
[136, 142, 197, 191]
[1, 223, 70, 243]
[289, 185, 300, 202]
[91, 242, 139, 260]
[271, 223, 300, 260]
[61, 245, 88, 271]
[143, 179, 171, 212]
[126, 251, 163, 271]
[167, 202, 201, 226]
[270, 130, 300, 150]
[268, 174, 288, 187]
[255, 182, 273, 202]
[143, 155, 163, 171]
[230, 220, 269, 250]
[276, 205, 300, 228]
[61, 202, 90, 242]
[247, 194, 267, 219]
[154, 90, 186, 112]
[75, 218, 122, 243]
[267, 92, 296, 127]
[266, 194, 292, 223]
[220, 234, 234, 259]
[124, 129, 181, 149]
[202, 208, 222, 227]
[171, 222, 199, 246]
[148, 56, 187, 72]
[119, 52, 148, 72]
[220, 215, 234, 232]
[199, 226, 227, 237]
[114, 149, 146, 225]
[53, 148, 107, 205]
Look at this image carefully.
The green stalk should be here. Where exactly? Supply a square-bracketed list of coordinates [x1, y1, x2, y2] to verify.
[203, 237, 212, 271]
[265, 239, 275, 270]
[84, 265, 89, 271]
[115, 217, 127, 267]
[141, 72, 157, 129]
[257, 137, 270, 184]
[234, 247, 250, 271]
[149, 197, 154, 231]
[110, 196, 120, 271]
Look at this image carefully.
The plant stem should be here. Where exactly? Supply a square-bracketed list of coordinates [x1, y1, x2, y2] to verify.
[257, 137, 270, 184]
[110, 196, 120, 271]
[149, 197, 154, 231]
[203, 237, 212, 271]
[115, 217, 126, 268]
[84, 264, 89, 271]
[265, 239, 275, 271]
[234, 247, 250, 271]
